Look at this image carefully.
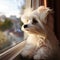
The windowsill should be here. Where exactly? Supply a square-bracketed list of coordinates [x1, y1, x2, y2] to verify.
[0, 41, 26, 60]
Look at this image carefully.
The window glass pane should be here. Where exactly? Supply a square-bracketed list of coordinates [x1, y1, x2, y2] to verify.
[0, 0, 25, 54]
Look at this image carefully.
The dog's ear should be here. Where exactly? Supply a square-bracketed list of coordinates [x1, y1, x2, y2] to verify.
[37, 6, 52, 24]
[21, 8, 33, 24]
[21, 15, 29, 24]
[47, 12, 54, 30]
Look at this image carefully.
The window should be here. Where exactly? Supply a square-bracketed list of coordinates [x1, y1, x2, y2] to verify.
[23, 0, 47, 9]
[0, 0, 24, 55]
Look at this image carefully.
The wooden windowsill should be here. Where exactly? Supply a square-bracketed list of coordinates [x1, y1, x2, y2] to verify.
[0, 41, 26, 60]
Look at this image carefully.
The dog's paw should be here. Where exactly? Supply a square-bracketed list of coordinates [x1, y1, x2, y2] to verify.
[20, 44, 36, 58]
[20, 51, 35, 60]
[34, 54, 41, 60]
[20, 53, 34, 60]
[20, 48, 33, 58]
[20, 50, 29, 57]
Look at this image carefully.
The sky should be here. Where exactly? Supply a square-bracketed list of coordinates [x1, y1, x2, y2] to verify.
[0, 0, 25, 17]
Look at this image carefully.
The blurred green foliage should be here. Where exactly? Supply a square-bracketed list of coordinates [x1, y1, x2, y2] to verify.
[0, 18, 13, 31]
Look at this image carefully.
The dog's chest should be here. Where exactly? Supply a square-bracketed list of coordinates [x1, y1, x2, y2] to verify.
[26, 35, 46, 46]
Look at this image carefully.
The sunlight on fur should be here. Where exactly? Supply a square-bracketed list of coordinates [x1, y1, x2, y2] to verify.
[21, 8, 33, 24]
[20, 6, 60, 60]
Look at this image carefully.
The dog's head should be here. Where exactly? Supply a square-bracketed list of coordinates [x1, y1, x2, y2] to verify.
[21, 6, 52, 35]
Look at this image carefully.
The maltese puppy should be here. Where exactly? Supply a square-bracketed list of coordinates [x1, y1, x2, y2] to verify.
[20, 6, 60, 60]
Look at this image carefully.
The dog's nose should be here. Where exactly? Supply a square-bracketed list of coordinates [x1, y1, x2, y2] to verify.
[24, 25, 28, 28]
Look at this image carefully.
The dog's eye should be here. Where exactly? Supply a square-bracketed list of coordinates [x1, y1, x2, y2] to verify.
[32, 18, 38, 24]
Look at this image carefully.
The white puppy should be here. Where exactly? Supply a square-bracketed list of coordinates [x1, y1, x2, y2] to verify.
[20, 6, 60, 60]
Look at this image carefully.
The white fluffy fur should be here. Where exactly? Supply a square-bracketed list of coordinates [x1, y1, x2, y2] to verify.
[20, 6, 60, 60]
